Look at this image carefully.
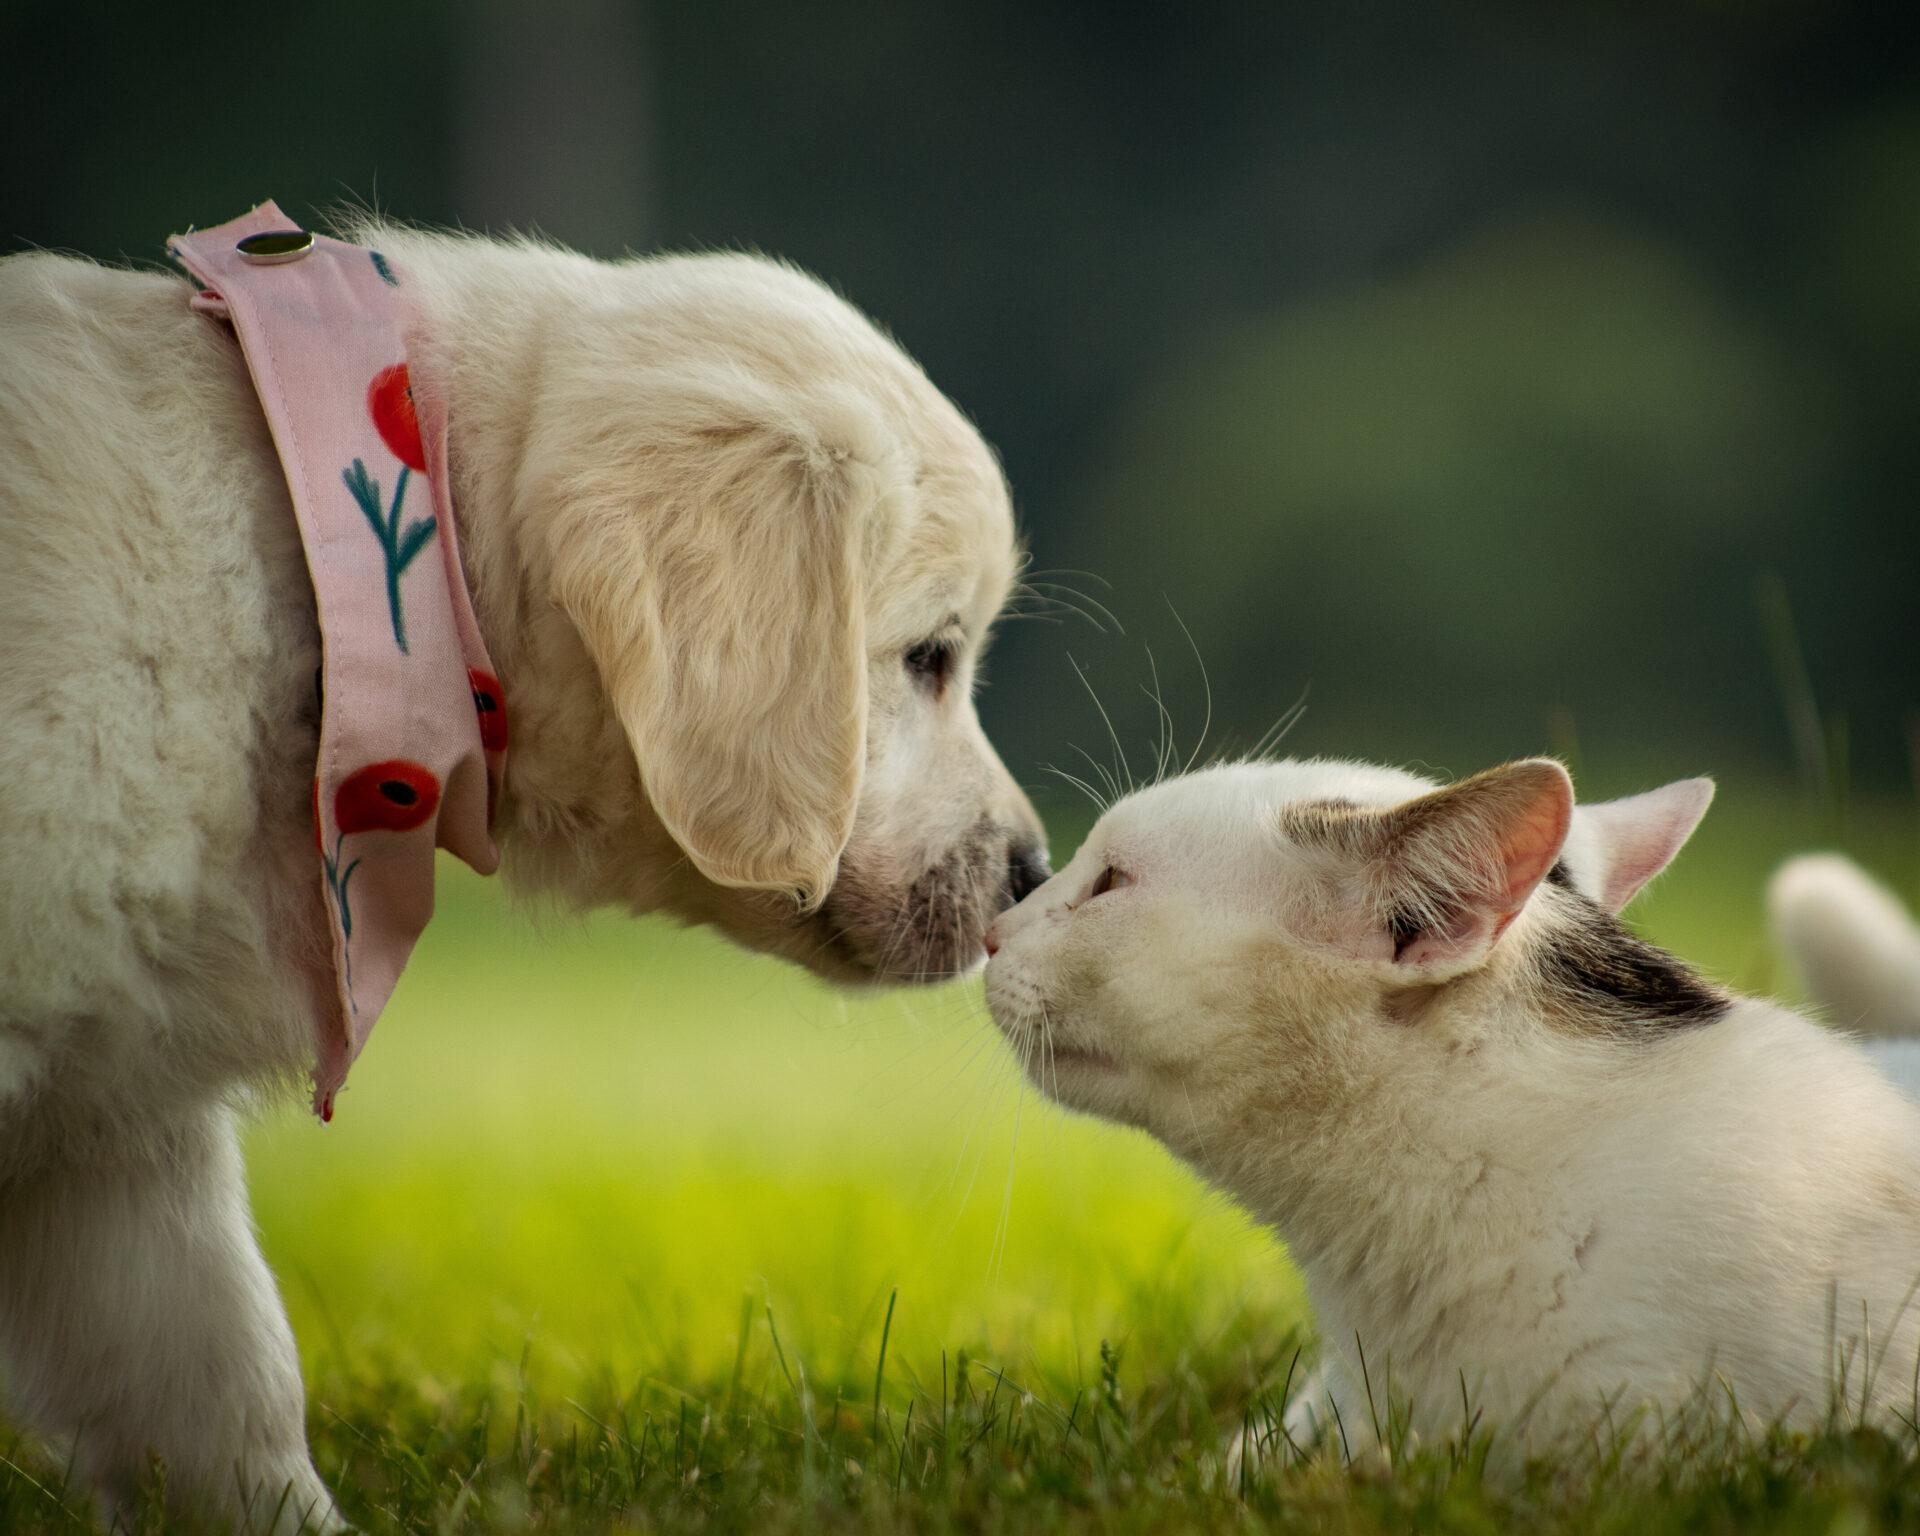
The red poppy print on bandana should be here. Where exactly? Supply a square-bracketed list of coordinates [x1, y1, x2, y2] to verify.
[367, 364, 427, 472]
[319, 760, 443, 1010]
[335, 760, 442, 834]
[468, 669, 509, 752]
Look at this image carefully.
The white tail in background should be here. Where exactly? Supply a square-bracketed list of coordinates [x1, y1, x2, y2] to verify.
[1771, 855, 1920, 1036]
[1771, 853, 1920, 1099]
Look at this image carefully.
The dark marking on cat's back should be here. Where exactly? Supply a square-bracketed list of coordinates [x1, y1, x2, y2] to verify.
[1535, 886, 1728, 1034]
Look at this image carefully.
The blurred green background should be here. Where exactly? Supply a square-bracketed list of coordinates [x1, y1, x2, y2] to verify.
[6, 0, 1919, 1417]
[6, 0, 1917, 795]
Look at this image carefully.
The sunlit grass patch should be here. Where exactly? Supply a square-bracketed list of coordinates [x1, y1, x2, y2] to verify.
[13, 1332, 1920, 1533]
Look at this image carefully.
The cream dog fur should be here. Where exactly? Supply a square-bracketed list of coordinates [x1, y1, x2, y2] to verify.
[0, 221, 1046, 1529]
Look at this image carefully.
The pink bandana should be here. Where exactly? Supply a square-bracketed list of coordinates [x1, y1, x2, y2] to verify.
[171, 202, 506, 1121]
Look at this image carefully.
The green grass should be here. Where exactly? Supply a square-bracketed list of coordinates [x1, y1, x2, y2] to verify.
[4, 777, 1919, 1533]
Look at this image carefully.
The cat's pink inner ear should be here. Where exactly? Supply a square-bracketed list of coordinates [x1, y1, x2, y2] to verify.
[1493, 772, 1576, 921]
[1584, 778, 1714, 914]
[1390, 759, 1574, 968]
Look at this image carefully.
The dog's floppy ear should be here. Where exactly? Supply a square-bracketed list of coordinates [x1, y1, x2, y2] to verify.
[548, 409, 872, 907]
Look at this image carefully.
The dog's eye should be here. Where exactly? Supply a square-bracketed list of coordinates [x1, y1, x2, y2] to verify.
[1085, 865, 1133, 902]
[904, 638, 956, 693]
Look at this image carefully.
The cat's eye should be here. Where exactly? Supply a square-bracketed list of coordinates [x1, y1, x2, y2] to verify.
[1085, 865, 1133, 902]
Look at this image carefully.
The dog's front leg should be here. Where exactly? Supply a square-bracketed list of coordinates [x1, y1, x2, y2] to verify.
[0, 1104, 342, 1532]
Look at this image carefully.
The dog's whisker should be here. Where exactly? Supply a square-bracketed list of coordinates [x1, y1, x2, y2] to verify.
[1019, 564, 1115, 589]
[1024, 579, 1124, 636]
[1017, 591, 1112, 636]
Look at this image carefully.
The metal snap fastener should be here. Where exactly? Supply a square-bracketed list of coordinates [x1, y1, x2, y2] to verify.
[236, 229, 314, 264]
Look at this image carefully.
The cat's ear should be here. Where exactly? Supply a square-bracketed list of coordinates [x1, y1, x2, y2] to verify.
[1375, 758, 1574, 975]
[1562, 778, 1713, 914]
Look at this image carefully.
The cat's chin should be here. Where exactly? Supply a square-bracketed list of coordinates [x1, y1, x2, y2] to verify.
[1041, 1042, 1120, 1077]
[987, 996, 1130, 1106]
[1018, 1040, 1132, 1118]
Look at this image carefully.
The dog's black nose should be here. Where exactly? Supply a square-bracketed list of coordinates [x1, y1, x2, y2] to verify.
[1007, 841, 1051, 905]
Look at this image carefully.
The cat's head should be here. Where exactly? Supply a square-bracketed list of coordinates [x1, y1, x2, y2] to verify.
[983, 757, 1713, 1148]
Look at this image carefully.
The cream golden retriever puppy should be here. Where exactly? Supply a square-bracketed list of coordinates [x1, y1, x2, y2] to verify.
[0, 221, 1047, 1529]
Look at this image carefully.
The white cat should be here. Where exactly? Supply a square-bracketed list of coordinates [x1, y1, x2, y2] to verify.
[984, 757, 1920, 1459]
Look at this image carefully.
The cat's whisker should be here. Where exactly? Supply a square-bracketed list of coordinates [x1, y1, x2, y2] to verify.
[863, 1001, 981, 1093]
[1043, 763, 1110, 814]
[987, 1057, 1027, 1283]
[1068, 742, 1123, 809]
[1244, 686, 1311, 764]
[898, 1003, 1008, 1102]
[1068, 652, 1137, 797]
[1040, 1001, 1063, 1105]
[1140, 647, 1178, 789]
[936, 1021, 1019, 1224]
[1165, 601, 1214, 777]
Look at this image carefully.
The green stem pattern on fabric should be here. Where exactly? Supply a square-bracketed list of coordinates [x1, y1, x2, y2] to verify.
[343, 458, 437, 654]
[320, 830, 362, 1010]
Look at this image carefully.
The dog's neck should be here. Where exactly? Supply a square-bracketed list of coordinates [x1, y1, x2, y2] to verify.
[371, 234, 681, 906]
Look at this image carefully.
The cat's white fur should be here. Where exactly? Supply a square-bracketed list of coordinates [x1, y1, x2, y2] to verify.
[985, 758, 1920, 1459]
[0, 224, 1045, 1529]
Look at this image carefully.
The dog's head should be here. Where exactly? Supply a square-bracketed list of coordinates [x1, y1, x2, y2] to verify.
[463, 249, 1047, 983]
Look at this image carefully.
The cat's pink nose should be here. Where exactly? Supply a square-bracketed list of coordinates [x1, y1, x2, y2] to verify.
[984, 923, 1002, 958]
